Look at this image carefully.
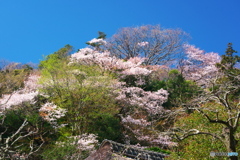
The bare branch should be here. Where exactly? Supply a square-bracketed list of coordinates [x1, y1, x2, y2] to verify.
[195, 108, 229, 127]
[107, 25, 189, 65]
[27, 134, 45, 158]
[0, 118, 44, 159]
[169, 129, 223, 143]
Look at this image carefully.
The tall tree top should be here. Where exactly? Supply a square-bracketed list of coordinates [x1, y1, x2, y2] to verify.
[216, 43, 240, 72]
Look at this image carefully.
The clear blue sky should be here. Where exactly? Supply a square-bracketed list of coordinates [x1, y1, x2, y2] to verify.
[0, 0, 239, 64]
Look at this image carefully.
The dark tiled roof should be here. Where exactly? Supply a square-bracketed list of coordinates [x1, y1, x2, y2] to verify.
[100, 140, 169, 160]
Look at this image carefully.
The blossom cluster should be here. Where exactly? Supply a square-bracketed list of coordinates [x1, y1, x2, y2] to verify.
[56, 133, 98, 151]
[121, 67, 152, 76]
[150, 135, 178, 147]
[23, 74, 40, 92]
[126, 128, 176, 147]
[74, 133, 98, 150]
[116, 87, 171, 146]
[70, 48, 151, 76]
[70, 48, 153, 87]
[0, 91, 38, 109]
[137, 41, 149, 47]
[0, 74, 40, 109]
[121, 115, 151, 127]
[182, 44, 221, 86]
[116, 87, 169, 114]
[87, 38, 107, 45]
[39, 102, 67, 127]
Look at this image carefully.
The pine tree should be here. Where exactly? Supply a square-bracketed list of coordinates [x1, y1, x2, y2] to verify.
[216, 43, 240, 77]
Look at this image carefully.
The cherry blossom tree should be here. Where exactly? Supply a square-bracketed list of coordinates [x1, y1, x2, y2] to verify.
[70, 48, 150, 73]
[0, 74, 40, 110]
[106, 25, 189, 65]
[115, 86, 175, 147]
[181, 44, 221, 87]
[70, 46, 153, 86]
[116, 87, 169, 115]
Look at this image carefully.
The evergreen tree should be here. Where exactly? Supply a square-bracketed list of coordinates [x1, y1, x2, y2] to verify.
[216, 43, 240, 77]
[97, 31, 106, 39]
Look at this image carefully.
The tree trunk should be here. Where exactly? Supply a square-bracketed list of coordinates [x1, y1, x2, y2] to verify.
[223, 128, 238, 160]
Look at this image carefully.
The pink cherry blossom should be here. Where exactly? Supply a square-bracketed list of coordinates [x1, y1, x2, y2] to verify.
[124, 127, 176, 146]
[137, 41, 149, 47]
[151, 135, 178, 146]
[70, 49, 145, 70]
[116, 87, 169, 114]
[182, 44, 221, 86]
[88, 38, 107, 45]
[70, 46, 152, 82]
[122, 115, 151, 127]
[121, 67, 152, 76]
[56, 133, 98, 151]
[0, 74, 40, 109]
[87, 38, 107, 45]
[39, 102, 67, 128]
[75, 133, 98, 150]
[127, 57, 147, 65]
[0, 91, 38, 109]
[23, 74, 40, 92]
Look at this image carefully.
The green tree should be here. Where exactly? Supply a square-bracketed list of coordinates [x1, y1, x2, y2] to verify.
[145, 69, 201, 109]
[216, 43, 240, 74]
[39, 46, 121, 140]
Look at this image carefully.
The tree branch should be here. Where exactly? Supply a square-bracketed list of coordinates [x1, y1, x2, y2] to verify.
[195, 108, 230, 127]
[169, 129, 224, 143]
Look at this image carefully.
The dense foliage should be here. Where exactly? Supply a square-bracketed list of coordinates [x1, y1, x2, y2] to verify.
[0, 25, 239, 159]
